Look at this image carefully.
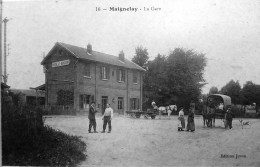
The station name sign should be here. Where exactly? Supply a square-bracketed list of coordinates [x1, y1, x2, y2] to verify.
[52, 60, 70, 68]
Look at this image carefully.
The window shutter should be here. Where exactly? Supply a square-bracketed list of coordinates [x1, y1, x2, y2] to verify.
[133, 71, 137, 83]
[100, 66, 102, 79]
[80, 95, 83, 109]
[107, 66, 110, 79]
[87, 64, 90, 76]
[116, 69, 119, 81]
[91, 95, 94, 103]
[137, 98, 140, 109]
[122, 70, 125, 82]
[130, 99, 132, 110]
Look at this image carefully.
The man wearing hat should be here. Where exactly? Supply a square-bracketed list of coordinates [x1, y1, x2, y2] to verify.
[225, 107, 234, 129]
[88, 102, 98, 133]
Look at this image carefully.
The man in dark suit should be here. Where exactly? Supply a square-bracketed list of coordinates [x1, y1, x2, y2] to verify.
[88, 102, 98, 133]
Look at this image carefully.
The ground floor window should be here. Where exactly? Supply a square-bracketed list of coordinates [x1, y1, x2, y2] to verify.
[79, 94, 94, 110]
[130, 98, 139, 110]
[118, 97, 124, 110]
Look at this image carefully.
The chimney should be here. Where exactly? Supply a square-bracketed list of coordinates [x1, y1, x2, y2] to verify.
[87, 43, 92, 54]
[119, 50, 125, 61]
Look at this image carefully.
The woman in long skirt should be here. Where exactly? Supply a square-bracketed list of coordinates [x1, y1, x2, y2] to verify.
[186, 108, 195, 132]
[178, 107, 185, 131]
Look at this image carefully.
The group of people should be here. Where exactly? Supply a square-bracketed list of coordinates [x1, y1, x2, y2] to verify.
[152, 101, 195, 132]
[178, 107, 195, 132]
[88, 102, 114, 133]
[208, 102, 234, 129]
[88, 100, 234, 133]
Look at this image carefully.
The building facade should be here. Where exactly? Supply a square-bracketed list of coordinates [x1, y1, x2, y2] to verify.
[41, 42, 145, 114]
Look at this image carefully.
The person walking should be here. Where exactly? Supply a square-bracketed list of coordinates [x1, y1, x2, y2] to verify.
[178, 107, 185, 131]
[88, 102, 98, 133]
[101, 104, 113, 133]
[186, 108, 195, 132]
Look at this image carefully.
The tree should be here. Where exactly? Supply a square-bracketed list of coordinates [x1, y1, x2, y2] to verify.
[241, 81, 260, 106]
[132, 46, 149, 68]
[220, 80, 241, 104]
[209, 86, 218, 95]
[166, 48, 207, 107]
[143, 54, 168, 108]
[143, 48, 207, 109]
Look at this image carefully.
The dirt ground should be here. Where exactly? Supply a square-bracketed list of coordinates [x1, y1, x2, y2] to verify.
[45, 114, 260, 167]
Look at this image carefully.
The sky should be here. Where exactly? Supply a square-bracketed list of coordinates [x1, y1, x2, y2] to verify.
[2, 0, 260, 94]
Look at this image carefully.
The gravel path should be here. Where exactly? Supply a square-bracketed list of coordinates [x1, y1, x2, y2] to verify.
[45, 115, 260, 167]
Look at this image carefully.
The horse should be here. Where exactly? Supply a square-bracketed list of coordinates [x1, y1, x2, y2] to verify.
[167, 105, 177, 117]
[158, 105, 177, 119]
[202, 105, 215, 128]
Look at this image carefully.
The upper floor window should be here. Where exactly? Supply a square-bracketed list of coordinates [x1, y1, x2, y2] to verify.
[83, 64, 91, 78]
[133, 71, 138, 84]
[101, 66, 110, 80]
[117, 69, 125, 82]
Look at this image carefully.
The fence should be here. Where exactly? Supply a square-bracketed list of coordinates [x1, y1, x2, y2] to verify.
[43, 105, 76, 115]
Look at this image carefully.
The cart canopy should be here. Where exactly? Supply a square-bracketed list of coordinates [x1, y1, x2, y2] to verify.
[207, 94, 231, 107]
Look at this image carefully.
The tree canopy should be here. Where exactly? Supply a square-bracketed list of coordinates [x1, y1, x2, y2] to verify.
[131, 46, 149, 68]
[209, 86, 218, 95]
[219, 80, 241, 104]
[143, 48, 207, 109]
[241, 81, 260, 106]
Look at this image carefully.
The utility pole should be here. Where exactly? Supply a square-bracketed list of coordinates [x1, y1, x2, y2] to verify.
[0, 0, 3, 165]
[3, 17, 11, 84]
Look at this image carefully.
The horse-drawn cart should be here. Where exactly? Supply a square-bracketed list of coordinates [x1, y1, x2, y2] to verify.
[126, 109, 158, 119]
[203, 94, 232, 128]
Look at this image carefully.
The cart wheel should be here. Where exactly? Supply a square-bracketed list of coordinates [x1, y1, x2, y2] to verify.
[151, 115, 155, 119]
[135, 114, 141, 118]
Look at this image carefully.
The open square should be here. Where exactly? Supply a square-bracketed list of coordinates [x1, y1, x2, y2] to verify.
[45, 115, 260, 167]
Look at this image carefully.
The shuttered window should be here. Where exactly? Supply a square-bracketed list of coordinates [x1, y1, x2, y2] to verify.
[130, 98, 139, 110]
[117, 69, 125, 82]
[100, 66, 110, 80]
[79, 94, 93, 110]
[133, 71, 138, 84]
[83, 64, 91, 77]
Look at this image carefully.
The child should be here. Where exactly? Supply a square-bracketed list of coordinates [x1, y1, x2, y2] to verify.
[178, 122, 183, 131]
[178, 107, 185, 131]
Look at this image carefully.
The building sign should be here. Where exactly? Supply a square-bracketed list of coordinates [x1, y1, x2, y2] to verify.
[52, 60, 70, 68]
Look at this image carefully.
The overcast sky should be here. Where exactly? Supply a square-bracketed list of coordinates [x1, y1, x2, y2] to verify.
[2, 0, 260, 93]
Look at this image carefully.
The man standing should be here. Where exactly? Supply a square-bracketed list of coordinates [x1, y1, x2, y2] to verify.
[101, 104, 113, 133]
[88, 102, 98, 133]
[225, 107, 234, 129]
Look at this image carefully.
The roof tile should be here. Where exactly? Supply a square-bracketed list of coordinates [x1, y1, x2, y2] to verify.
[58, 42, 145, 71]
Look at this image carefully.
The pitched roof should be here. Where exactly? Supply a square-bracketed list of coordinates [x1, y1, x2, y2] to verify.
[42, 42, 145, 71]
[32, 84, 46, 91]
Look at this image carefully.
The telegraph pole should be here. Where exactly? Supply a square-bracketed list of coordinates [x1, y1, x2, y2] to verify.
[3, 17, 10, 84]
[0, 0, 3, 165]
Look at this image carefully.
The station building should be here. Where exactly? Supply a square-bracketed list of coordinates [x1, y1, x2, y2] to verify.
[41, 42, 145, 114]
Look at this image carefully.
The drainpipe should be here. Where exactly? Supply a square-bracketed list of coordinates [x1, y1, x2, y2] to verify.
[140, 71, 143, 111]
[95, 63, 97, 111]
[126, 69, 129, 114]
